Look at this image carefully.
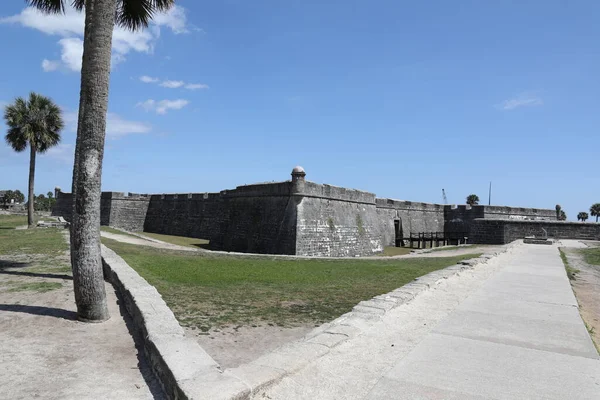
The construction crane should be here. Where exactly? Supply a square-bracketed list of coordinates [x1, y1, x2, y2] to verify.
[442, 188, 448, 204]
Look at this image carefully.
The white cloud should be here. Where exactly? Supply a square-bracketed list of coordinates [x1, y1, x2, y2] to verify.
[137, 99, 189, 115]
[151, 5, 189, 34]
[185, 83, 210, 90]
[1, 5, 190, 72]
[58, 37, 84, 71]
[160, 80, 185, 88]
[106, 113, 152, 138]
[63, 111, 152, 139]
[498, 93, 543, 111]
[140, 77, 210, 90]
[41, 59, 60, 72]
[140, 75, 159, 83]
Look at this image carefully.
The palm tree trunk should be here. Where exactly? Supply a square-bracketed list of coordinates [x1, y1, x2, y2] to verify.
[70, 0, 117, 322]
[27, 144, 36, 228]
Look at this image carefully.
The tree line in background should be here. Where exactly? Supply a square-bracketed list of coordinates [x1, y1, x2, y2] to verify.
[1, 189, 57, 212]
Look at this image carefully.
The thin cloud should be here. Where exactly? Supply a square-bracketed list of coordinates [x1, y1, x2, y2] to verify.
[185, 83, 209, 90]
[63, 111, 152, 139]
[160, 80, 185, 88]
[140, 76, 209, 90]
[498, 93, 543, 111]
[140, 75, 159, 83]
[1, 5, 191, 72]
[137, 99, 190, 115]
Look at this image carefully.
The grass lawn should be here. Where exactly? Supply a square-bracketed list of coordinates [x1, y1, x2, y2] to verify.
[0, 215, 70, 294]
[581, 247, 600, 266]
[103, 237, 481, 331]
[137, 231, 210, 249]
[379, 246, 413, 256]
[0, 214, 27, 229]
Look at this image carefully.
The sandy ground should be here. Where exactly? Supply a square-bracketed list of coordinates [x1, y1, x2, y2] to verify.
[562, 240, 600, 351]
[101, 231, 197, 252]
[188, 325, 313, 369]
[0, 235, 164, 399]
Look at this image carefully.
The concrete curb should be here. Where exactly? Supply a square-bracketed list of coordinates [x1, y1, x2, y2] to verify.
[101, 245, 249, 400]
[101, 241, 520, 399]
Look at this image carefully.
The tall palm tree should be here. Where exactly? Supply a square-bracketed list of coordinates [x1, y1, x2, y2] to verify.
[466, 194, 480, 206]
[29, 0, 175, 322]
[591, 203, 600, 223]
[3, 93, 63, 228]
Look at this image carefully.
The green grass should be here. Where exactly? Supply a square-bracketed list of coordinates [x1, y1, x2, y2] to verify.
[0, 224, 67, 256]
[0, 214, 27, 229]
[136, 232, 210, 249]
[100, 226, 139, 238]
[429, 245, 475, 252]
[7, 282, 62, 293]
[103, 237, 481, 331]
[379, 246, 413, 257]
[559, 248, 580, 280]
[581, 247, 600, 266]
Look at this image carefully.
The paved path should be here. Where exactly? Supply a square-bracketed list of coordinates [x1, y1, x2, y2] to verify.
[260, 242, 600, 399]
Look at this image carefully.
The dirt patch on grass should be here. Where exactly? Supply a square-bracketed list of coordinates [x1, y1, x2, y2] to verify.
[562, 245, 600, 353]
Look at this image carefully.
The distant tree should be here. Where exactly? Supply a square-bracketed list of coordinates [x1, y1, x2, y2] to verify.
[590, 203, 600, 222]
[14, 190, 25, 204]
[555, 204, 562, 220]
[47, 191, 53, 199]
[577, 212, 589, 222]
[558, 210, 567, 221]
[2, 190, 15, 207]
[4, 93, 63, 227]
[466, 194, 480, 205]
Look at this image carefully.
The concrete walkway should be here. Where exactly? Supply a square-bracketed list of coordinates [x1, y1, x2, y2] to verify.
[260, 242, 600, 399]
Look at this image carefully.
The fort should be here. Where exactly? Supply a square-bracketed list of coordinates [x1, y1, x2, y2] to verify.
[52, 167, 600, 256]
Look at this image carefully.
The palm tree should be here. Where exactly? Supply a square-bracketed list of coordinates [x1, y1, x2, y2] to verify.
[28, 0, 175, 322]
[4, 93, 63, 227]
[466, 194, 480, 206]
[577, 212, 589, 222]
[558, 210, 567, 221]
[591, 203, 600, 222]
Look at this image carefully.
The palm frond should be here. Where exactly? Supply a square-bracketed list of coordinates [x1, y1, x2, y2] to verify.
[117, 0, 175, 31]
[71, 0, 85, 11]
[5, 127, 28, 152]
[26, 0, 66, 14]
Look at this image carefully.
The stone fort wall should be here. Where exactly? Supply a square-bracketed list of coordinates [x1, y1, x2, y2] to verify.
[471, 219, 600, 244]
[53, 167, 579, 256]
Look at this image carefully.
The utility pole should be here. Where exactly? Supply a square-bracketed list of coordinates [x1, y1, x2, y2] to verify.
[488, 182, 492, 205]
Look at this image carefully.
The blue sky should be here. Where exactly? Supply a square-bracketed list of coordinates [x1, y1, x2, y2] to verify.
[0, 1, 598, 220]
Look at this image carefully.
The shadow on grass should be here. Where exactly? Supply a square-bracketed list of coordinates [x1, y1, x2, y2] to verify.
[190, 243, 211, 250]
[0, 259, 72, 280]
[0, 304, 77, 320]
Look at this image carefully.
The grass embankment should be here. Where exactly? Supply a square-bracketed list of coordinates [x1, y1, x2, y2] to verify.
[100, 226, 139, 238]
[0, 215, 70, 293]
[136, 231, 210, 249]
[559, 248, 580, 280]
[103, 237, 481, 331]
[379, 246, 413, 256]
[581, 247, 600, 266]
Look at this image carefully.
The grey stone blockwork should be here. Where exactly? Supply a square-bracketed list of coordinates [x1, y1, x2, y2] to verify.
[471, 219, 600, 244]
[53, 167, 578, 256]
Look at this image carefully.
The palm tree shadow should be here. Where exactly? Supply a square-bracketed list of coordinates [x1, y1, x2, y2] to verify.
[0, 304, 77, 320]
[0, 259, 72, 280]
